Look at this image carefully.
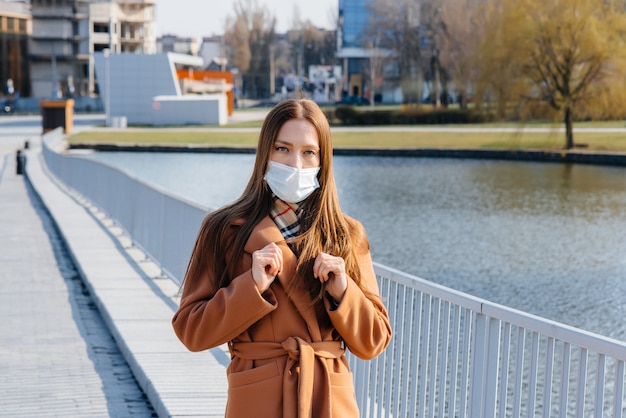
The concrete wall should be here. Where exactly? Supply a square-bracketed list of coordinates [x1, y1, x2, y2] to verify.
[94, 52, 179, 125]
[93, 52, 227, 126]
[152, 95, 227, 126]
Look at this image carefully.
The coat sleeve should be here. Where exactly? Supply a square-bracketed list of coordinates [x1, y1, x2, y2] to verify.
[172, 240, 277, 352]
[325, 219, 392, 360]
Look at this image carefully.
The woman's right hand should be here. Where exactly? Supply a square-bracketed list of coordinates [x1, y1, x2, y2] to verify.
[251, 242, 283, 292]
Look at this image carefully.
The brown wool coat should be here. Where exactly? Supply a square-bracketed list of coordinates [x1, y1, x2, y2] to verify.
[172, 215, 392, 418]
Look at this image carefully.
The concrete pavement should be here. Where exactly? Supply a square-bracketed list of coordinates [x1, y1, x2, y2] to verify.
[0, 114, 229, 417]
[0, 116, 156, 417]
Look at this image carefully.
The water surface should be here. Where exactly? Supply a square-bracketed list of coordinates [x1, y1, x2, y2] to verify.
[85, 152, 626, 340]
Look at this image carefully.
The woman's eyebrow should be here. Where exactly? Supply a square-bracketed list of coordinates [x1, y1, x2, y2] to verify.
[274, 138, 293, 146]
[274, 138, 319, 149]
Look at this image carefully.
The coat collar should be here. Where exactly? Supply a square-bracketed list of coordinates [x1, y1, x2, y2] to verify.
[243, 216, 284, 253]
[243, 216, 322, 340]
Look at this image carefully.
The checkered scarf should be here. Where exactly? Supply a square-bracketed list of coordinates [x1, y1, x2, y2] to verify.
[269, 196, 303, 246]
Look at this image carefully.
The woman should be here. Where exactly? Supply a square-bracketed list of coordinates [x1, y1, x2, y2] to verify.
[172, 99, 392, 418]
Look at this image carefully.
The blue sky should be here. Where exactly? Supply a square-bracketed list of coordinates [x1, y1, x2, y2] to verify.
[155, 0, 338, 40]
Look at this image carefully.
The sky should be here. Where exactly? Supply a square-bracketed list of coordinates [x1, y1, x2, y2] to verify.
[154, 0, 339, 40]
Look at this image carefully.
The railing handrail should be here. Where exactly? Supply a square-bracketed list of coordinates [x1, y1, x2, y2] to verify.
[41, 129, 626, 417]
[374, 262, 626, 362]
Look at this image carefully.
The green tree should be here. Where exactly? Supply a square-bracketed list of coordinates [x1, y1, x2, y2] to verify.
[479, 0, 626, 149]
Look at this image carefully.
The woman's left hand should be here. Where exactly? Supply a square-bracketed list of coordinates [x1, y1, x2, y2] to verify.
[313, 252, 348, 303]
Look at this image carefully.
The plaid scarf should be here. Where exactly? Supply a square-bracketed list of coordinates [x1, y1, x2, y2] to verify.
[269, 196, 303, 246]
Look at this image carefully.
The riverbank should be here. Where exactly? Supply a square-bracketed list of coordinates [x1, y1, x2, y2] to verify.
[64, 108, 626, 158]
[68, 132, 626, 167]
[67, 125, 626, 152]
[38, 108, 624, 166]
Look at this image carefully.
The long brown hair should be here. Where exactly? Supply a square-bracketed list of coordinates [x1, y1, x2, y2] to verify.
[182, 99, 368, 301]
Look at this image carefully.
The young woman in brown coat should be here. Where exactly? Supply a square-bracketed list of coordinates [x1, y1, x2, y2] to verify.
[172, 99, 392, 418]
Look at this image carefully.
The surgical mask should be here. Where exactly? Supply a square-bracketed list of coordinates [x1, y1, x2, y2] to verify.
[264, 161, 320, 203]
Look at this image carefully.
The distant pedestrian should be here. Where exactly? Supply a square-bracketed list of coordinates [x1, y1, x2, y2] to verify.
[172, 99, 392, 417]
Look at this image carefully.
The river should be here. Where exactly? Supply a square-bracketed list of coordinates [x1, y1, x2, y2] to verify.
[84, 151, 626, 341]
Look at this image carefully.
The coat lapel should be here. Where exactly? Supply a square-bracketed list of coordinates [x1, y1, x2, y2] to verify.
[243, 216, 322, 340]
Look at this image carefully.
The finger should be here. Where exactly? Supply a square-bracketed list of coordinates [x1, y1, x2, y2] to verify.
[269, 251, 284, 276]
[255, 253, 273, 273]
[264, 258, 279, 276]
[322, 271, 336, 283]
[313, 253, 323, 278]
[276, 244, 283, 265]
[319, 267, 334, 283]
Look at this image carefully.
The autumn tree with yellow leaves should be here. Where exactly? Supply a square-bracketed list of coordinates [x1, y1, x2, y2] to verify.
[478, 0, 626, 149]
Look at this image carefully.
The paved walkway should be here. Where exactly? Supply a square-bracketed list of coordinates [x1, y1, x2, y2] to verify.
[0, 118, 156, 416]
[0, 114, 228, 417]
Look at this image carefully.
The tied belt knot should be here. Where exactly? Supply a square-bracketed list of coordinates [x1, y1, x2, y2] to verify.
[231, 337, 345, 418]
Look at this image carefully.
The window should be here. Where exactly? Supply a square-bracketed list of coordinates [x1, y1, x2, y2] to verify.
[93, 23, 109, 33]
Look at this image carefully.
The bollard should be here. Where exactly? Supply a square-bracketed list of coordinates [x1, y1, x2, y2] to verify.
[16, 149, 25, 175]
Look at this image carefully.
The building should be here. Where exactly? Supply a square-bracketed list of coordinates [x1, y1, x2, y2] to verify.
[157, 34, 198, 56]
[198, 35, 226, 70]
[336, 0, 371, 101]
[29, 0, 156, 99]
[0, 0, 30, 98]
[336, 0, 409, 104]
[93, 52, 228, 126]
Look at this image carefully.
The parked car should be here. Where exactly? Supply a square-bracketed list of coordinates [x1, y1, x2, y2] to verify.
[335, 95, 370, 106]
[2, 99, 14, 114]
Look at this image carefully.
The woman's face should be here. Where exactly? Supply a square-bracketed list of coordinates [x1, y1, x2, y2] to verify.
[270, 119, 320, 169]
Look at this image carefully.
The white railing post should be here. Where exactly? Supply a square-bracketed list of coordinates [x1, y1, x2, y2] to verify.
[486, 316, 501, 417]
[470, 312, 500, 418]
[614, 360, 624, 418]
[470, 313, 487, 417]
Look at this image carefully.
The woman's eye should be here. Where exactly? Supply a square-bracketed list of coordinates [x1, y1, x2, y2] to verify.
[304, 150, 317, 156]
[276, 146, 288, 152]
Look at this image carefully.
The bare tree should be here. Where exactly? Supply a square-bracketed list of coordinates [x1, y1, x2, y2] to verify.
[419, 0, 445, 106]
[286, 19, 336, 98]
[224, 16, 251, 73]
[438, 0, 483, 109]
[353, 23, 395, 107]
[224, 0, 276, 99]
[367, 0, 422, 103]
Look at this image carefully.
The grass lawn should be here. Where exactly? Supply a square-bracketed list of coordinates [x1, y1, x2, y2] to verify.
[66, 119, 626, 153]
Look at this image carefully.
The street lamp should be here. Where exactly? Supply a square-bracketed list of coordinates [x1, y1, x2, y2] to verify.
[103, 48, 110, 127]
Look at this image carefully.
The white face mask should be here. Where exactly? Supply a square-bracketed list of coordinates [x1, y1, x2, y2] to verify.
[264, 161, 320, 203]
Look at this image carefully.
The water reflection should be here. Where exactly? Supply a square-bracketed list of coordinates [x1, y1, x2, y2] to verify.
[85, 152, 626, 340]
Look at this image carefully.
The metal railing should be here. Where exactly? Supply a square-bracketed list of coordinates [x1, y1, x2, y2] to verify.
[42, 128, 208, 283]
[41, 129, 626, 417]
[351, 264, 626, 417]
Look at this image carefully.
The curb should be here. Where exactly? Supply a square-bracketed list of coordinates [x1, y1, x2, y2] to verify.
[69, 143, 626, 167]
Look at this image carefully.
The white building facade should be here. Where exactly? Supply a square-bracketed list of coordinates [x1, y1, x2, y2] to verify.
[29, 0, 156, 98]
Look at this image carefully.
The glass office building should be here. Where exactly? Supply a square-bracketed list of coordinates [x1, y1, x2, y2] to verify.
[338, 0, 370, 49]
[337, 0, 372, 100]
[337, 0, 414, 104]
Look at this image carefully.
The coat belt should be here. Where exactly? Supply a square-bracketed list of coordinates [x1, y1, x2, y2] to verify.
[230, 337, 345, 418]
